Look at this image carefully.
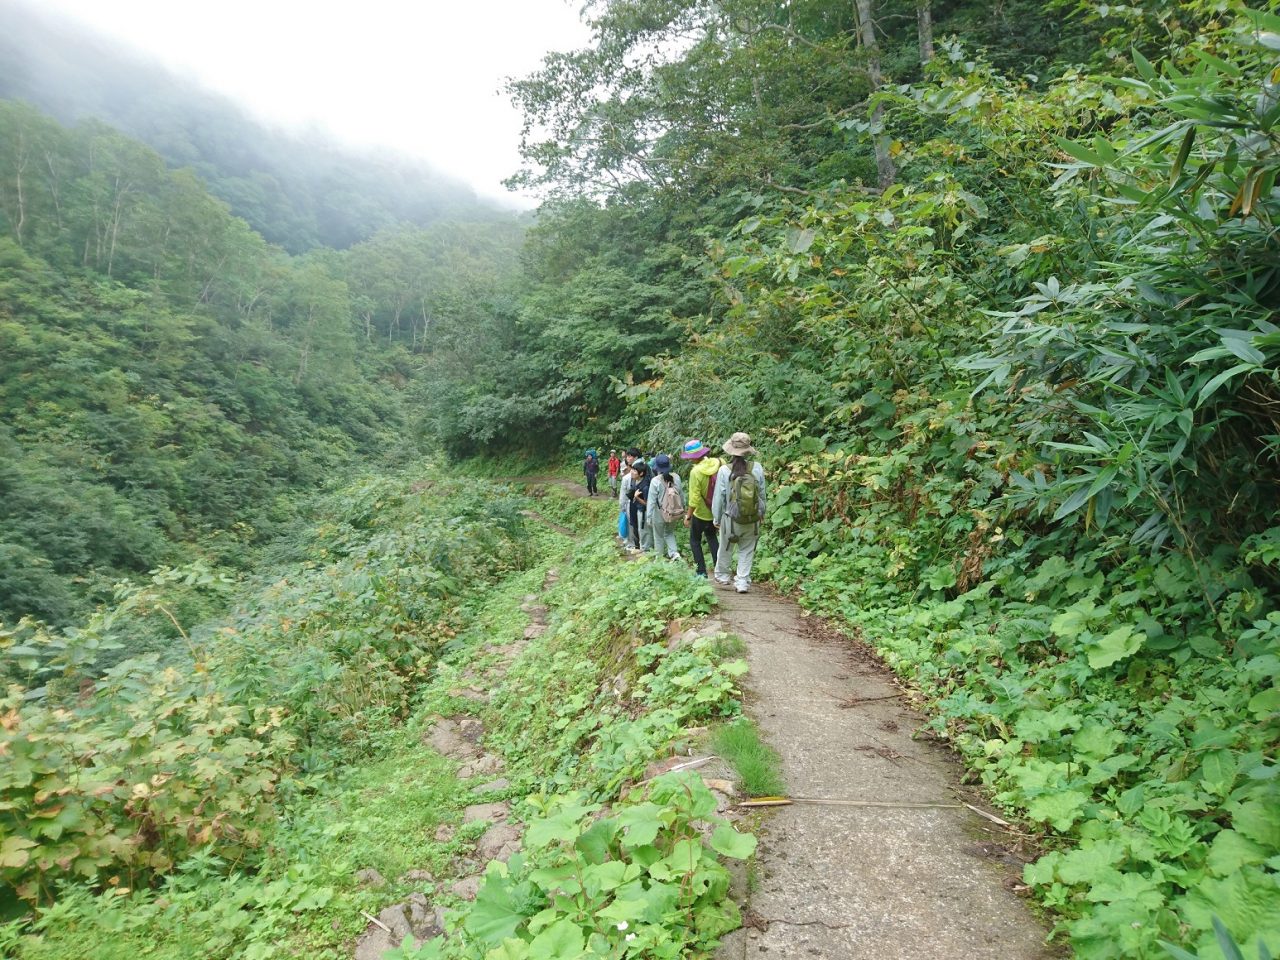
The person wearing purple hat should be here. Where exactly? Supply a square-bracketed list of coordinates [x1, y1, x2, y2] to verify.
[681, 438, 721, 578]
[711, 432, 767, 593]
[648, 454, 685, 560]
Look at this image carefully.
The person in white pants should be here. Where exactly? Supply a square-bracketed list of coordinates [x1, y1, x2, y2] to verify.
[711, 432, 767, 594]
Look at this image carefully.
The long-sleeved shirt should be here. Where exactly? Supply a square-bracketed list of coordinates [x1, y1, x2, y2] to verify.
[648, 473, 685, 521]
[618, 471, 634, 510]
[711, 461, 767, 527]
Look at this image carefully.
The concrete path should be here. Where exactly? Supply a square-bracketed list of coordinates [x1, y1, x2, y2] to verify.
[712, 585, 1055, 960]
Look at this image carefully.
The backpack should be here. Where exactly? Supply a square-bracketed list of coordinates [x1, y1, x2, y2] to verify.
[659, 477, 684, 523]
[702, 458, 720, 510]
[726, 464, 761, 526]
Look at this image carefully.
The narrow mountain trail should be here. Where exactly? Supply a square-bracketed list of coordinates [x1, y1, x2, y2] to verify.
[364, 476, 1054, 959]
[510, 476, 1055, 956]
[711, 583, 1055, 959]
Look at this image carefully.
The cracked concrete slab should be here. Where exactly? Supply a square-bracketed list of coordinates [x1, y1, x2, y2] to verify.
[713, 587, 1055, 960]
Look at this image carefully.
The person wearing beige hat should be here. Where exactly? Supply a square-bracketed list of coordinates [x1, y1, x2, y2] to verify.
[710, 432, 767, 593]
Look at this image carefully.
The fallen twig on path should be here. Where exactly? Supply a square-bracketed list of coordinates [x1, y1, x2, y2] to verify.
[963, 802, 1011, 827]
[360, 911, 392, 934]
[738, 796, 962, 810]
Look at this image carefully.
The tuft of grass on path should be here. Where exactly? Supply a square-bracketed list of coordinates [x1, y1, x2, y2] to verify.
[712, 717, 785, 798]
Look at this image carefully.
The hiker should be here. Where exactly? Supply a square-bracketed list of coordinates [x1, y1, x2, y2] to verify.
[711, 432, 767, 594]
[628, 460, 650, 553]
[607, 450, 621, 495]
[681, 438, 721, 579]
[617, 448, 639, 544]
[583, 449, 600, 496]
[648, 454, 685, 560]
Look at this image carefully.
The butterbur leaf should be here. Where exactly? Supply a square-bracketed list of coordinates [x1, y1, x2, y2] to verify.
[0, 837, 36, 868]
[573, 819, 615, 865]
[527, 918, 584, 960]
[1027, 790, 1089, 831]
[1085, 626, 1143, 670]
[709, 823, 756, 859]
[1231, 799, 1280, 848]
[1206, 830, 1267, 876]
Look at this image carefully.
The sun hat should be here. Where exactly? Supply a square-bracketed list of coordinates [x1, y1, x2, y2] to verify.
[654, 454, 672, 472]
[680, 438, 709, 460]
[722, 432, 758, 457]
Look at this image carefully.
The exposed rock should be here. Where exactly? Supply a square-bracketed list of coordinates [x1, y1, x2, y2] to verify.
[523, 624, 546, 640]
[451, 876, 482, 901]
[433, 824, 456, 843]
[522, 594, 539, 605]
[355, 868, 386, 888]
[422, 718, 481, 761]
[457, 753, 505, 779]
[463, 801, 510, 824]
[450, 855, 480, 875]
[475, 778, 510, 794]
[400, 868, 434, 884]
[668, 627, 701, 651]
[353, 895, 443, 960]
[458, 717, 485, 743]
[696, 618, 726, 637]
[476, 822, 523, 862]
[448, 687, 488, 703]
[611, 673, 630, 698]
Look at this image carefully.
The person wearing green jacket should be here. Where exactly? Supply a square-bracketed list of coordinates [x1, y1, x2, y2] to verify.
[680, 438, 721, 579]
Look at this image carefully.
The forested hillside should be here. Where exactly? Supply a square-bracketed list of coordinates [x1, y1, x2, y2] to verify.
[0, 100, 522, 628]
[0, 2, 502, 252]
[2, 1, 1279, 958]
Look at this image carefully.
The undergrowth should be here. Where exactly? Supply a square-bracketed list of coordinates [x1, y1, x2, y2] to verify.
[5, 479, 757, 960]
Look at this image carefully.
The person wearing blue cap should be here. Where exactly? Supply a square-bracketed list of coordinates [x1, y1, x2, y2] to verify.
[648, 454, 685, 560]
[583, 449, 599, 496]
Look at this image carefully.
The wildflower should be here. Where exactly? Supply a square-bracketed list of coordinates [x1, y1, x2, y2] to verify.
[616, 921, 629, 931]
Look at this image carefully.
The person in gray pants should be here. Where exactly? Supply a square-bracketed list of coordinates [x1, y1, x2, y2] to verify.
[647, 453, 685, 560]
[711, 432, 767, 594]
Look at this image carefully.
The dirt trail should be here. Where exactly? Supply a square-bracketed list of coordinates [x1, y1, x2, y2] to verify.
[713, 585, 1054, 959]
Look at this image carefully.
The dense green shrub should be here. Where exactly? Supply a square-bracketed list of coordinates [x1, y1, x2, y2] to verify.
[0, 473, 531, 903]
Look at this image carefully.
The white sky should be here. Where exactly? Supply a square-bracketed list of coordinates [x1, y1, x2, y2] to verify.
[38, 0, 592, 206]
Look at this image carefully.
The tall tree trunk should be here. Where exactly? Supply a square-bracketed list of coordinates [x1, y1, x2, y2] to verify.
[854, 0, 896, 189]
[917, 0, 935, 63]
[12, 131, 27, 244]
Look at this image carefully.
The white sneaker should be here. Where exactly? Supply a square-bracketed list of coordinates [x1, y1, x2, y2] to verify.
[714, 577, 731, 586]
[736, 586, 749, 594]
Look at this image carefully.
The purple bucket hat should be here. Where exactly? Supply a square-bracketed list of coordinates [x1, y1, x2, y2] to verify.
[680, 438, 709, 460]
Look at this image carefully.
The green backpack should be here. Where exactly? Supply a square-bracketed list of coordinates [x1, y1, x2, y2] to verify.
[727, 465, 761, 525]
